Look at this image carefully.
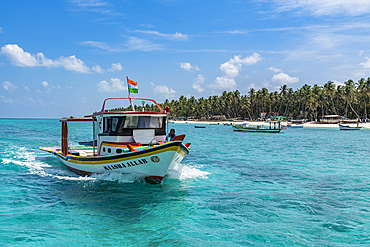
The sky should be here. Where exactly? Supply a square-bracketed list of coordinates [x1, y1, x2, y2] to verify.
[2, 0, 370, 118]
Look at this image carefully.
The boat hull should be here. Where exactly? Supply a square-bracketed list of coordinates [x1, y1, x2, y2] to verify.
[232, 125, 281, 133]
[339, 125, 361, 130]
[287, 124, 304, 128]
[41, 141, 189, 184]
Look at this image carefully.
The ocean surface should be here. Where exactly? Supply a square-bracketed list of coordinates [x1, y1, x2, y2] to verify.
[1, 119, 370, 246]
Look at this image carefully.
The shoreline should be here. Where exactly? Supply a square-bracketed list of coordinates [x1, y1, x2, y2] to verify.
[169, 120, 370, 129]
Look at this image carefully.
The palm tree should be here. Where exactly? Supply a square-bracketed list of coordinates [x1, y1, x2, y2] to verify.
[344, 80, 360, 119]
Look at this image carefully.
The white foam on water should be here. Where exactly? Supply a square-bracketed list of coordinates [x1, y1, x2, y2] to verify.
[1, 146, 96, 181]
[166, 163, 210, 180]
[90, 172, 145, 184]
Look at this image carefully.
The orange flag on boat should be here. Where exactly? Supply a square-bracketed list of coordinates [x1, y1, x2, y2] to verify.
[127, 78, 138, 93]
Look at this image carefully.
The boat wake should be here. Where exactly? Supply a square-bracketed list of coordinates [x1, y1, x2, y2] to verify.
[2, 146, 209, 184]
[167, 163, 210, 181]
[1, 146, 95, 181]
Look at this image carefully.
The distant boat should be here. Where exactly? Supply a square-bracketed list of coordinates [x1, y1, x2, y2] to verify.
[78, 140, 97, 146]
[287, 123, 304, 128]
[195, 126, 206, 128]
[232, 122, 281, 133]
[339, 123, 361, 130]
[224, 123, 232, 126]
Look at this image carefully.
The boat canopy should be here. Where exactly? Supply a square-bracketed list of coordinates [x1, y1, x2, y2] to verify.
[93, 97, 166, 115]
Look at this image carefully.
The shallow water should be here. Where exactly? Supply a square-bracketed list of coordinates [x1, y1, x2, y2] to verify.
[1, 119, 369, 246]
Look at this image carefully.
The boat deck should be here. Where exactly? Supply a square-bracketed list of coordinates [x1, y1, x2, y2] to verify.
[40, 146, 97, 157]
[40, 145, 154, 157]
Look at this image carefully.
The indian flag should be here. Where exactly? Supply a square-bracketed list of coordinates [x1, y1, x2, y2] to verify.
[127, 78, 138, 93]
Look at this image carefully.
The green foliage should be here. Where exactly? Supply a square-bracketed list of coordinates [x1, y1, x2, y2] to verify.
[159, 78, 370, 121]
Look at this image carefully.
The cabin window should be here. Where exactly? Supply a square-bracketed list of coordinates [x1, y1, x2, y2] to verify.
[124, 116, 139, 128]
[108, 148, 111, 153]
[116, 149, 122, 154]
[103, 147, 106, 152]
[107, 116, 166, 136]
[104, 117, 111, 133]
[150, 116, 163, 128]
[137, 116, 163, 128]
[111, 118, 119, 131]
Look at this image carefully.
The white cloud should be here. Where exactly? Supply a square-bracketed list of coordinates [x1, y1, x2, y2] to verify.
[70, 0, 108, 8]
[193, 75, 205, 93]
[135, 30, 189, 40]
[97, 78, 126, 92]
[360, 57, 370, 68]
[332, 80, 345, 87]
[56, 55, 90, 73]
[3, 81, 17, 91]
[262, 80, 273, 88]
[220, 53, 262, 78]
[268, 67, 282, 73]
[92, 65, 104, 73]
[1, 44, 93, 73]
[125, 37, 163, 51]
[150, 82, 176, 98]
[247, 83, 261, 91]
[271, 0, 370, 16]
[180, 62, 200, 71]
[42, 81, 48, 87]
[24, 96, 36, 104]
[173, 32, 188, 40]
[180, 62, 191, 71]
[108, 62, 122, 72]
[208, 77, 237, 90]
[208, 53, 261, 90]
[23, 85, 30, 91]
[0, 27, 3, 33]
[359, 50, 364, 56]
[271, 72, 299, 84]
[80, 41, 121, 52]
[0, 95, 15, 104]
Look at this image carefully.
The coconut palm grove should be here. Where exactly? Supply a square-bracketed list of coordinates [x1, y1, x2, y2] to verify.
[114, 78, 370, 121]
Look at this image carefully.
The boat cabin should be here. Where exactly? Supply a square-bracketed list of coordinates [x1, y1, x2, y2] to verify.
[60, 98, 169, 157]
[319, 115, 341, 124]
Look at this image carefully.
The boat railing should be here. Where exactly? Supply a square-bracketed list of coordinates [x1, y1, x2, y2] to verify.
[97, 97, 165, 114]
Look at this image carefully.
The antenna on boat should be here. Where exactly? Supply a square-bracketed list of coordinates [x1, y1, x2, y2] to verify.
[127, 76, 135, 111]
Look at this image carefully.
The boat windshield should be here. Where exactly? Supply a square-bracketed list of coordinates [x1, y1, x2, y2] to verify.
[106, 116, 166, 136]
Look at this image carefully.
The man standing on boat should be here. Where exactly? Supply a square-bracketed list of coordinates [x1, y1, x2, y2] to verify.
[166, 129, 176, 142]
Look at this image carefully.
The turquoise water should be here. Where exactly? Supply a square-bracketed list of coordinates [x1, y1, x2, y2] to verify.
[1, 119, 370, 246]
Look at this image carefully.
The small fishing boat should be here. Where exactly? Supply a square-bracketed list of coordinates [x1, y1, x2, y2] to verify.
[78, 140, 97, 146]
[339, 123, 362, 130]
[232, 122, 282, 133]
[194, 126, 206, 128]
[287, 123, 304, 128]
[40, 80, 191, 184]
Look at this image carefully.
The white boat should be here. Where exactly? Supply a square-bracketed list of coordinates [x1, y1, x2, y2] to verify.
[339, 123, 361, 130]
[287, 123, 304, 128]
[40, 97, 191, 184]
[232, 122, 282, 133]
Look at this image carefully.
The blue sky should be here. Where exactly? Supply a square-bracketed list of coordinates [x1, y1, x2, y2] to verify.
[2, 0, 370, 118]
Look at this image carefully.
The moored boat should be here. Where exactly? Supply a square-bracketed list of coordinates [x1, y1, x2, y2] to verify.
[287, 123, 304, 128]
[339, 123, 362, 130]
[232, 122, 281, 133]
[40, 95, 191, 184]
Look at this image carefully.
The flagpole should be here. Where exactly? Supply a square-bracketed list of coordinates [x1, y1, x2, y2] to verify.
[127, 76, 135, 111]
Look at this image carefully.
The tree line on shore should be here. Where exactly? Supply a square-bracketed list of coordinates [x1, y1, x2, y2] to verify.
[114, 78, 370, 121]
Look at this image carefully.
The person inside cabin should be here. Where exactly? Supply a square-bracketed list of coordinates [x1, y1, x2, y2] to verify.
[165, 128, 176, 142]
